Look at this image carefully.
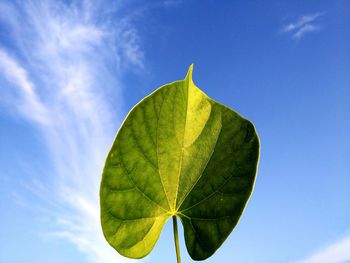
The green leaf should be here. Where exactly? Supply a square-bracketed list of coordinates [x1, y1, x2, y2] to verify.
[100, 65, 260, 260]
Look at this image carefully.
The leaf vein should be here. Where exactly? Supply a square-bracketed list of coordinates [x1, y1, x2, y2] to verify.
[156, 88, 172, 210]
[176, 111, 222, 210]
[189, 219, 211, 251]
[179, 175, 246, 213]
[118, 152, 168, 212]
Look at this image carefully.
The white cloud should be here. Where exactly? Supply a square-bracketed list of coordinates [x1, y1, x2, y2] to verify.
[0, 49, 49, 125]
[0, 0, 143, 262]
[292, 235, 350, 263]
[292, 24, 320, 40]
[282, 12, 324, 40]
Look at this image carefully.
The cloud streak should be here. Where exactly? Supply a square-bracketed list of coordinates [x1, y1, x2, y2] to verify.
[0, 0, 143, 262]
[0, 49, 49, 124]
[292, 235, 350, 263]
[282, 12, 324, 40]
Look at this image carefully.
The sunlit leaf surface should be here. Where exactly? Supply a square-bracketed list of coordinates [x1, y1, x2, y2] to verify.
[100, 65, 260, 260]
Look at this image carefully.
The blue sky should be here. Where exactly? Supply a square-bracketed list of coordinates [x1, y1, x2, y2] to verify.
[0, 0, 349, 263]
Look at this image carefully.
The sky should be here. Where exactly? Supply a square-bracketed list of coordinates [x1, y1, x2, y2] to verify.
[0, 0, 349, 263]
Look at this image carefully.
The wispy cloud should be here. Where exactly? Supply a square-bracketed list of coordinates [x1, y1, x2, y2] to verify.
[292, 235, 350, 263]
[0, 49, 49, 124]
[282, 12, 325, 40]
[0, 0, 143, 262]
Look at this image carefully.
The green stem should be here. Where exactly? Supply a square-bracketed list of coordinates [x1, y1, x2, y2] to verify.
[172, 216, 181, 263]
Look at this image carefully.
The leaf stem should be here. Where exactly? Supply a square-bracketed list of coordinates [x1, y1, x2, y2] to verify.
[172, 216, 181, 263]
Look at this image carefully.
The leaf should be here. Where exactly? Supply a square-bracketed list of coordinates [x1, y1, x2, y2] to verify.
[100, 65, 260, 260]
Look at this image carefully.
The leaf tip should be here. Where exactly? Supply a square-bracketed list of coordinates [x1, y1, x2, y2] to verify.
[185, 63, 194, 81]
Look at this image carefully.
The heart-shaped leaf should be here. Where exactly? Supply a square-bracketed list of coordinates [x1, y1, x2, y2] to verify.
[100, 65, 260, 260]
